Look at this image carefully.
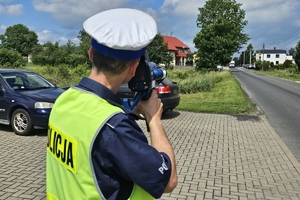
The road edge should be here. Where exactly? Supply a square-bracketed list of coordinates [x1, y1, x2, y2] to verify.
[257, 105, 300, 174]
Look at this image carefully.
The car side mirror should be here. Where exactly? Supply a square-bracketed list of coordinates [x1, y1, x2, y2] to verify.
[0, 84, 5, 94]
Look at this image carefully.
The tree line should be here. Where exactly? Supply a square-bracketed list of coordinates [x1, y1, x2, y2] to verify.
[2, 0, 298, 71]
[0, 0, 251, 71]
[0, 23, 173, 69]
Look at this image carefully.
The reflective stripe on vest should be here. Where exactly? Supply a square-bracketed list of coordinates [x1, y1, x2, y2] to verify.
[46, 87, 153, 200]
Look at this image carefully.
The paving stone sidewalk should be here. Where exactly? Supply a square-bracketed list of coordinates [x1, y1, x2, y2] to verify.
[0, 110, 300, 200]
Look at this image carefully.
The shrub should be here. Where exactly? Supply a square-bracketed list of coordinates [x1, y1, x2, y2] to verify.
[43, 65, 56, 75]
[283, 60, 293, 69]
[287, 68, 298, 74]
[179, 77, 213, 93]
[167, 70, 194, 80]
[74, 64, 89, 76]
[165, 64, 174, 70]
[26, 64, 229, 93]
[57, 64, 71, 79]
[0, 48, 26, 68]
[274, 64, 283, 70]
[168, 70, 227, 94]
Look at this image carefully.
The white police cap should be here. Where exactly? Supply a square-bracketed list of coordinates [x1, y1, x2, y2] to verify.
[83, 8, 157, 60]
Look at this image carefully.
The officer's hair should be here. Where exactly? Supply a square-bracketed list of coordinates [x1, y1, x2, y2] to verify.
[91, 48, 139, 75]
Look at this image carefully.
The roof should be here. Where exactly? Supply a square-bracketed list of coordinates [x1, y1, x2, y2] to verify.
[163, 36, 190, 51]
[176, 52, 187, 57]
[261, 49, 286, 54]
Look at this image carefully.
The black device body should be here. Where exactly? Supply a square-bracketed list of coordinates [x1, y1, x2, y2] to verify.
[128, 54, 152, 95]
[123, 52, 166, 111]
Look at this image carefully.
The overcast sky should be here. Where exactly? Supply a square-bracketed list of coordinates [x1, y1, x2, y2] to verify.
[1, 0, 300, 57]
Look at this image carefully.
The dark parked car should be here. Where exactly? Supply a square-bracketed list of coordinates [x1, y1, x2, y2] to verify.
[0, 69, 65, 135]
[248, 64, 255, 69]
[117, 77, 180, 112]
[62, 77, 180, 113]
[244, 64, 255, 69]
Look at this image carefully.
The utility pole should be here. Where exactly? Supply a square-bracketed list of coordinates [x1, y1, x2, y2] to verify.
[262, 43, 265, 71]
[250, 48, 251, 65]
[243, 51, 245, 67]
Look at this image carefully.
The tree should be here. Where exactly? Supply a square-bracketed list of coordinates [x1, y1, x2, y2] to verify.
[244, 44, 255, 64]
[0, 24, 38, 55]
[31, 29, 92, 67]
[239, 51, 244, 66]
[146, 34, 172, 68]
[289, 47, 295, 57]
[295, 41, 300, 72]
[32, 40, 87, 67]
[77, 30, 92, 66]
[233, 57, 239, 66]
[31, 42, 60, 66]
[59, 40, 88, 67]
[77, 29, 91, 42]
[194, 0, 249, 70]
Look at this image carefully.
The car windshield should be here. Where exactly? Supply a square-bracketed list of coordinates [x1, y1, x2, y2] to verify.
[1, 71, 55, 90]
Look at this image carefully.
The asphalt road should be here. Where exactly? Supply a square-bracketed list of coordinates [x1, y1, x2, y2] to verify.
[231, 67, 300, 161]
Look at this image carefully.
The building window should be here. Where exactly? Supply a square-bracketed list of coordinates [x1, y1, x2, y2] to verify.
[267, 54, 270, 58]
[276, 61, 279, 64]
[276, 54, 279, 58]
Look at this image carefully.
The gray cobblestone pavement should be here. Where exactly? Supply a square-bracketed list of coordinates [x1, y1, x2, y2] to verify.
[1, 109, 300, 200]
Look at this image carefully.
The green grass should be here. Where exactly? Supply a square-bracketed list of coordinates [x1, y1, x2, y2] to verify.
[254, 69, 300, 81]
[20, 64, 255, 114]
[176, 70, 255, 114]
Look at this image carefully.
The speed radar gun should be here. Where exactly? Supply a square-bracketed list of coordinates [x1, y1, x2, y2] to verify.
[123, 53, 167, 112]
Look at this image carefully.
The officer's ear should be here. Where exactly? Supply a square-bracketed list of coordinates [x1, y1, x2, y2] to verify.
[88, 47, 93, 61]
[129, 59, 140, 77]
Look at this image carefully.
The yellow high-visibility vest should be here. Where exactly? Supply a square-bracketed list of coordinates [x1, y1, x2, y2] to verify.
[46, 87, 153, 200]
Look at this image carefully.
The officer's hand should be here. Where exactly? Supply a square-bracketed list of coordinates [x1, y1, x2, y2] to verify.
[136, 89, 163, 122]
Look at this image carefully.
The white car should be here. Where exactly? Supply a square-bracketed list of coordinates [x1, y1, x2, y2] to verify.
[217, 65, 223, 70]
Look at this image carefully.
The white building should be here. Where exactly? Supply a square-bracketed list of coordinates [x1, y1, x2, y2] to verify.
[256, 48, 293, 64]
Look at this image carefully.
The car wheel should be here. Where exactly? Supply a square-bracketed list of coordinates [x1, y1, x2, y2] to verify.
[11, 109, 34, 136]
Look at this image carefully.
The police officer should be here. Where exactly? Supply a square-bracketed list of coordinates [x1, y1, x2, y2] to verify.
[46, 8, 177, 200]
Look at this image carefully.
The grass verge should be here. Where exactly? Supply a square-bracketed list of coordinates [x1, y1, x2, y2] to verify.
[176, 70, 256, 114]
[254, 69, 300, 81]
[21, 65, 255, 114]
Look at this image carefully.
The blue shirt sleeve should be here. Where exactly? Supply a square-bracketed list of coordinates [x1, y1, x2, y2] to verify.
[92, 113, 172, 199]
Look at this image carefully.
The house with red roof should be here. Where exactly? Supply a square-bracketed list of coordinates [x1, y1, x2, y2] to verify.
[163, 35, 191, 66]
